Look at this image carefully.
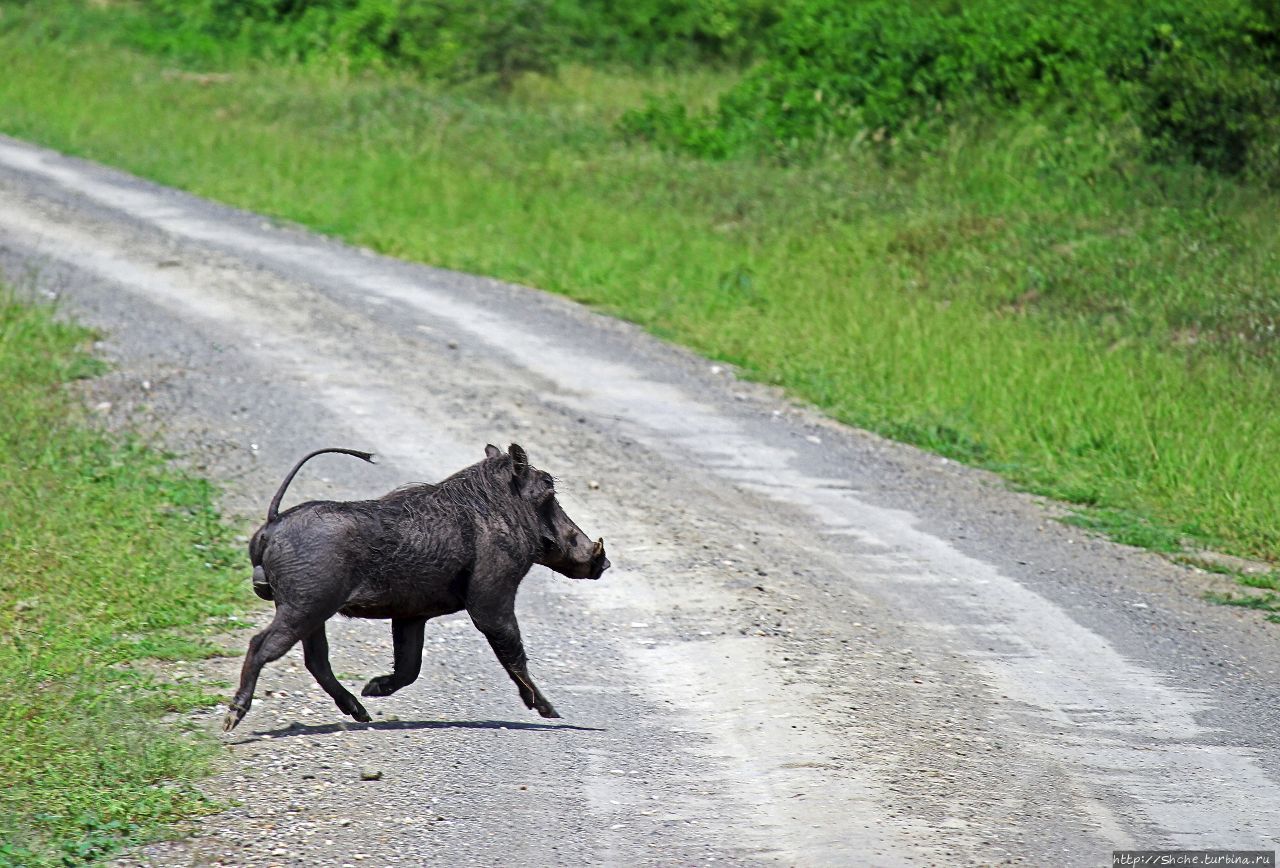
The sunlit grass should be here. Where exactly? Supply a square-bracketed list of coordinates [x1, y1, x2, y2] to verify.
[0, 294, 249, 865]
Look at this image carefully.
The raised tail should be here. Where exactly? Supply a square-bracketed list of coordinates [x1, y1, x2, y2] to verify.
[267, 447, 376, 523]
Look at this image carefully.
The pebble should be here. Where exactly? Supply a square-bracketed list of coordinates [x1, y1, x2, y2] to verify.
[360, 769, 383, 781]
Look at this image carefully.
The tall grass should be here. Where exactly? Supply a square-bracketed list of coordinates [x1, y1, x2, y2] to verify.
[0, 30, 1277, 562]
[0, 294, 249, 865]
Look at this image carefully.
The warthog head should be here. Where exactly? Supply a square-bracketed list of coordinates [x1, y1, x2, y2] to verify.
[489, 443, 610, 580]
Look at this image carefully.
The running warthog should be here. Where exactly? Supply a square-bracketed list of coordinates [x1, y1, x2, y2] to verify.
[223, 443, 610, 732]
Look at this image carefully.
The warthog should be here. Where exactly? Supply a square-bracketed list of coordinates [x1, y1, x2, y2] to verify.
[223, 443, 610, 732]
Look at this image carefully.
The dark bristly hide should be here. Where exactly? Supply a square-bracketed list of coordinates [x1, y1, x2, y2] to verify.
[224, 443, 610, 732]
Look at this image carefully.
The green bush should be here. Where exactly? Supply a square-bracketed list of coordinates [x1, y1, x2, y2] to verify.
[1138, 27, 1280, 183]
[551, 0, 782, 67]
[620, 0, 1280, 181]
[126, 0, 777, 83]
[135, 0, 565, 87]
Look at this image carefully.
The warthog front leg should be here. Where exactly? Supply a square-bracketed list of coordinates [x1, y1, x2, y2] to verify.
[468, 599, 559, 719]
[303, 623, 371, 723]
[361, 616, 428, 697]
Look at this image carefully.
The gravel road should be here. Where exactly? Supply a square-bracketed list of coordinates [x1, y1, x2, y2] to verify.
[1, 134, 1278, 867]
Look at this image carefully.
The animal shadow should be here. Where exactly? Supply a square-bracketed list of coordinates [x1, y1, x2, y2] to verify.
[239, 717, 605, 741]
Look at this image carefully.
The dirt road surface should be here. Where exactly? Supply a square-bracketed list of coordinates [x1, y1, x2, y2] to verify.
[1, 135, 1278, 866]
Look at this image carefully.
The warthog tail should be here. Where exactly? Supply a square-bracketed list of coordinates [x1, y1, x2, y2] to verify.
[267, 447, 376, 523]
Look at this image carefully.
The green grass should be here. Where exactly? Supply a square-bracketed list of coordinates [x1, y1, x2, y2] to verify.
[1205, 568, 1280, 622]
[0, 9, 1278, 573]
[0, 293, 250, 865]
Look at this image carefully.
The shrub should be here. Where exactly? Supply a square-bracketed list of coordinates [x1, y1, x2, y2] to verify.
[620, 0, 1280, 181]
[136, 0, 565, 87]
[1136, 13, 1280, 183]
[129, 0, 778, 83]
[551, 0, 782, 68]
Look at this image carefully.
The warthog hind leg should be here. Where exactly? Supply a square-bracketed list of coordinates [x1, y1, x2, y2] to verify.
[303, 624, 371, 722]
[224, 614, 302, 732]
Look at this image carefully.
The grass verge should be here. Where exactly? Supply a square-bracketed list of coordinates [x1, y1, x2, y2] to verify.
[0, 17, 1277, 577]
[0, 292, 249, 865]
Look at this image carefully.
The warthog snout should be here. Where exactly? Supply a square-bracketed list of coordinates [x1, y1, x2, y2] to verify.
[547, 534, 609, 580]
[591, 538, 610, 579]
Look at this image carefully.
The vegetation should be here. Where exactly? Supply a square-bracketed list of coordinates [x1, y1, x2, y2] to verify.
[0, 294, 248, 865]
[0, 0, 1276, 583]
[622, 0, 1280, 183]
[53, 0, 781, 89]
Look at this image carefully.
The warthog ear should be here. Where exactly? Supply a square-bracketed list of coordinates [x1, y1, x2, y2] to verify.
[509, 443, 529, 475]
[485, 444, 501, 458]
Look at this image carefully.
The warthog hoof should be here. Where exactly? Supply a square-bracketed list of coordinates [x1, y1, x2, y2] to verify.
[339, 695, 372, 722]
[360, 675, 398, 697]
[223, 704, 246, 732]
